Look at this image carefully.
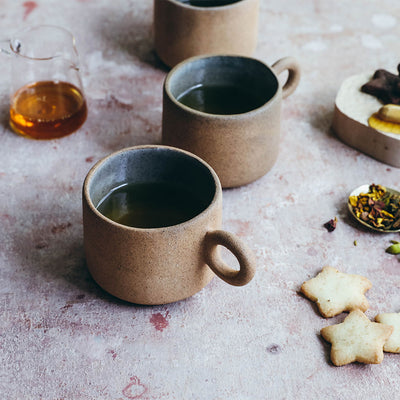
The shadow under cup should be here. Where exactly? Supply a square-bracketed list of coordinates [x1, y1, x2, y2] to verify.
[82, 146, 256, 305]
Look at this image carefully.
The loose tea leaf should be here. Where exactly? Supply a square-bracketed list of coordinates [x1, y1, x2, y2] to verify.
[349, 184, 400, 230]
[324, 217, 337, 232]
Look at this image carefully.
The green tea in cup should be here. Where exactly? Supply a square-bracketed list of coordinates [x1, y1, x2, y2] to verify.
[96, 181, 208, 229]
[180, 0, 242, 6]
[176, 84, 267, 115]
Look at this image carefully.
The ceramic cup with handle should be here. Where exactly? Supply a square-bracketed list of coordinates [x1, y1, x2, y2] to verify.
[161, 55, 301, 188]
[82, 145, 256, 305]
[153, 0, 259, 68]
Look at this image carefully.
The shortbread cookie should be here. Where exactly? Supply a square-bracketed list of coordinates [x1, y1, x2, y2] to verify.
[300, 266, 372, 318]
[321, 309, 394, 366]
[375, 313, 400, 353]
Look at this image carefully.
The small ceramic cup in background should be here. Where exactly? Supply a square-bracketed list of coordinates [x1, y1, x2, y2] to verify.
[161, 55, 301, 188]
[153, 0, 259, 68]
[82, 145, 256, 305]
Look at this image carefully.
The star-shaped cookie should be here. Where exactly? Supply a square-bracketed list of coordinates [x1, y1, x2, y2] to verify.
[300, 266, 372, 318]
[321, 309, 393, 366]
[375, 312, 400, 353]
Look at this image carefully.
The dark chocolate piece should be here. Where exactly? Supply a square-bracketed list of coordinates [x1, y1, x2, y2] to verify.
[361, 64, 400, 105]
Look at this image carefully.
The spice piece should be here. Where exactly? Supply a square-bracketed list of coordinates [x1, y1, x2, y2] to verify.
[353, 240, 357, 246]
[324, 217, 337, 232]
[386, 240, 400, 255]
[361, 65, 400, 105]
[386, 243, 400, 255]
[349, 184, 400, 230]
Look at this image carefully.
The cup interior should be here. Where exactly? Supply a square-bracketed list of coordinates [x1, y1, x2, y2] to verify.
[177, 0, 243, 6]
[167, 56, 279, 115]
[87, 147, 217, 227]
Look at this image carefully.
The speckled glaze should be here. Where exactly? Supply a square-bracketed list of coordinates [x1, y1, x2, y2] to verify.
[82, 145, 256, 305]
[162, 55, 300, 188]
[153, 0, 259, 67]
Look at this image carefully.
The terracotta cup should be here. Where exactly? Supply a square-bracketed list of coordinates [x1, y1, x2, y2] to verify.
[153, 0, 259, 68]
[82, 145, 256, 305]
[162, 55, 301, 188]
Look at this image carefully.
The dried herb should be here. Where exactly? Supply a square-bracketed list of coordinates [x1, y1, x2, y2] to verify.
[324, 217, 337, 232]
[349, 184, 400, 230]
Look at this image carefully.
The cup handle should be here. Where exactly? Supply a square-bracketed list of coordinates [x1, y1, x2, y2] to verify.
[204, 230, 256, 286]
[271, 57, 301, 99]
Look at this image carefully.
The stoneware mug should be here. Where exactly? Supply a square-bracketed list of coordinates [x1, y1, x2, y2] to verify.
[161, 55, 301, 188]
[82, 145, 256, 305]
[153, 0, 259, 68]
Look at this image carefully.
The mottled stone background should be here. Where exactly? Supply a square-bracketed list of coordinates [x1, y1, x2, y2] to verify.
[0, 1, 400, 399]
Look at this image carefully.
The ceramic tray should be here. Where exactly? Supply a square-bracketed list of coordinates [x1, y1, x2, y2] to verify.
[332, 72, 400, 168]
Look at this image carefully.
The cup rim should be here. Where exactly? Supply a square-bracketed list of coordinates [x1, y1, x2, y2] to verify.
[10, 24, 77, 61]
[164, 0, 251, 10]
[164, 54, 280, 118]
[83, 145, 221, 232]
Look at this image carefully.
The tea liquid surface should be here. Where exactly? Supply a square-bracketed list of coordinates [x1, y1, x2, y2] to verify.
[97, 181, 209, 228]
[181, 0, 241, 6]
[10, 80, 87, 140]
[177, 84, 266, 115]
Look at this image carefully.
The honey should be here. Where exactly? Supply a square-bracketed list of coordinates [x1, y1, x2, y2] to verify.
[9, 80, 87, 140]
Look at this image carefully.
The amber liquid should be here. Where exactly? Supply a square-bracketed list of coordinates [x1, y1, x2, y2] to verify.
[97, 182, 208, 228]
[9, 81, 87, 140]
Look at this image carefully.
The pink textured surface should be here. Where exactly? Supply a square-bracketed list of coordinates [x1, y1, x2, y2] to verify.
[1, 1, 400, 399]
